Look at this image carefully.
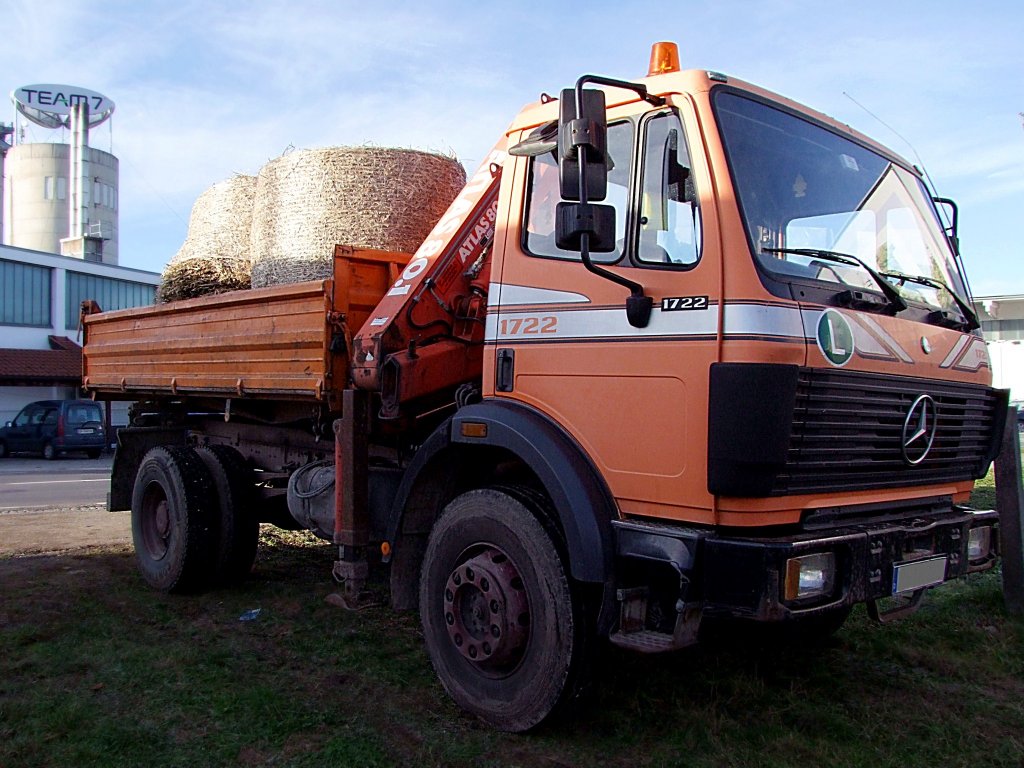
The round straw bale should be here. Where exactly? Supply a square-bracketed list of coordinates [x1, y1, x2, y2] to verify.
[158, 174, 257, 302]
[157, 256, 252, 303]
[250, 147, 465, 288]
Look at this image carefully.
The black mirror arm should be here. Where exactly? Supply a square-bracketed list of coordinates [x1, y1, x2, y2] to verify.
[932, 195, 972, 303]
[575, 75, 666, 108]
[932, 196, 959, 238]
[572, 76, 654, 328]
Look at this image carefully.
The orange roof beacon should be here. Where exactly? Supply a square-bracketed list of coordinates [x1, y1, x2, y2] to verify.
[82, 42, 1007, 732]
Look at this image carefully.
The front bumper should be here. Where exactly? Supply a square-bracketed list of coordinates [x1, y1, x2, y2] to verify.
[699, 507, 998, 621]
[614, 505, 999, 625]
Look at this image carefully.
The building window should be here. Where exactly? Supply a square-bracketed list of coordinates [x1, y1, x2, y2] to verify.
[65, 272, 156, 329]
[43, 177, 67, 201]
[0, 259, 52, 327]
[91, 180, 117, 210]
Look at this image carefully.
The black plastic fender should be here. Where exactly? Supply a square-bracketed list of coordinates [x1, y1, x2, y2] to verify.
[386, 400, 618, 586]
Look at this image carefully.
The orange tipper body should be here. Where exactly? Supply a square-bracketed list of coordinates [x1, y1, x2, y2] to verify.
[80, 45, 1008, 732]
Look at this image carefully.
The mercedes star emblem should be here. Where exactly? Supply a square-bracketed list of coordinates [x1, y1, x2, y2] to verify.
[901, 394, 937, 465]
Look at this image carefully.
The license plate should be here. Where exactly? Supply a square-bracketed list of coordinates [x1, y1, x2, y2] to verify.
[76, 428, 95, 434]
[893, 557, 947, 595]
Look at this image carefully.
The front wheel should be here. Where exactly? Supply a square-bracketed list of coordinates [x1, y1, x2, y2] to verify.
[419, 488, 588, 732]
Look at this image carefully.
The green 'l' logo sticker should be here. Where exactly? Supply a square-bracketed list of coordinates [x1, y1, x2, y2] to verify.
[816, 309, 854, 366]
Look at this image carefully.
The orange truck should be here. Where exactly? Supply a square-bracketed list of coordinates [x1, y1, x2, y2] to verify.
[81, 43, 1008, 731]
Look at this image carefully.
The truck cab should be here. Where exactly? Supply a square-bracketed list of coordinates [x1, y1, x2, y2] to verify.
[489, 64, 998, 531]
[381, 51, 1003, 727]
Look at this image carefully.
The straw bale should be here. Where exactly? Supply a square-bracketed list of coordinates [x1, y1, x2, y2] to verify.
[158, 174, 257, 302]
[157, 257, 252, 303]
[250, 147, 465, 288]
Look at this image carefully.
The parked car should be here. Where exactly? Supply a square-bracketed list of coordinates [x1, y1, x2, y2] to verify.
[0, 400, 105, 459]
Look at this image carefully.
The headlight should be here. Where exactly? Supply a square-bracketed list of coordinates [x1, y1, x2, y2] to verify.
[967, 526, 992, 562]
[784, 552, 836, 602]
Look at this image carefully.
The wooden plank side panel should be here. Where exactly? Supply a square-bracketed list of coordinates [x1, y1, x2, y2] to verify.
[83, 281, 334, 400]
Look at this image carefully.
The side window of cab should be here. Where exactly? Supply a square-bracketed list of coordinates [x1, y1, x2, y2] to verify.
[637, 111, 701, 267]
[523, 121, 635, 263]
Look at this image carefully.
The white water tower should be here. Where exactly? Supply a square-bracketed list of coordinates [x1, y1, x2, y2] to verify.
[3, 84, 119, 264]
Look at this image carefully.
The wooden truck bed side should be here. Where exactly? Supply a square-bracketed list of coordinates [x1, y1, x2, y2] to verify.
[82, 246, 410, 406]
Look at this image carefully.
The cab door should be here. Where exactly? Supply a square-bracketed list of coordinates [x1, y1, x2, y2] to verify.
[491, 100, 721, 525]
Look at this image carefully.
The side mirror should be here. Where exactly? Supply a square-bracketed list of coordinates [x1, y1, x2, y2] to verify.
[555, 86, 615, 254]
[553, 75, 654, 329]
[555, 202, 616, 252]
[558, 87, 608, 202]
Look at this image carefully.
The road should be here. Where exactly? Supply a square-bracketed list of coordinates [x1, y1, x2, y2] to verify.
[0, 454, 131, 556]
[0, 455, 113, 511]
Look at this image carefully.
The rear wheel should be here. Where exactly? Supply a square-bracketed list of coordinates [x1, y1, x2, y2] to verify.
[86, 448, 102, 459]
[0, 441, 7, 458]
[131, 446, 216, 592]
[419, 488, 589, 732]
[195, 445, 259, 584]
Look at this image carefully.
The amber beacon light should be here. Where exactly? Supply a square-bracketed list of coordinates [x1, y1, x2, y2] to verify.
[647, 41, 681, 76]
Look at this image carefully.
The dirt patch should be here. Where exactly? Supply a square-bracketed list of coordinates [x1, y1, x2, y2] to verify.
[0, 505, 131, 557]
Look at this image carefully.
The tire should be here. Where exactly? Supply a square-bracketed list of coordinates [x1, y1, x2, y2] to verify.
[131, 446, 217, 592]
[42, 442, 57, 460]
[87, 449, 102, 459]
[195, 445, 259, 584]
[0, 441, 7, 459]
[419, 488, 589, 732]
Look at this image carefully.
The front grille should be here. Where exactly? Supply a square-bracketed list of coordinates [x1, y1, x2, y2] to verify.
[775, 368, 1005, 495]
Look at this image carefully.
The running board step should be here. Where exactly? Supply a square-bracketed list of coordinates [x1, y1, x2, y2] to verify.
[609, 629, 680, 654]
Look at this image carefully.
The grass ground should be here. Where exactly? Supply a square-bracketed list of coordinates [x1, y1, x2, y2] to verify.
[1, 481, 1022, 767]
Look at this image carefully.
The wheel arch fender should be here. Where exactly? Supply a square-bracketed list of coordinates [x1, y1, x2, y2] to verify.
[386, 400, 617, 609]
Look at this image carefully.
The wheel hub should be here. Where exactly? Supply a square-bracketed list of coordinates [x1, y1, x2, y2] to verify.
[140, 484, 171, 560]
[443, 547, 529, 666]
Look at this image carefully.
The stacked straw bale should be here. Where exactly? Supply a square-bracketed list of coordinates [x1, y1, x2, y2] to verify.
[250, 147, 466, 288]
[158, 174, 257, 302]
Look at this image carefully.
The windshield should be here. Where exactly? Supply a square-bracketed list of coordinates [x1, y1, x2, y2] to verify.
[714, 91, 967, 310]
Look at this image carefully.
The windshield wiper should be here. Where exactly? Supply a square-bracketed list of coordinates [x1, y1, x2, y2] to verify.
[762, 247, 907, 313]
[880, 270, 980, 331]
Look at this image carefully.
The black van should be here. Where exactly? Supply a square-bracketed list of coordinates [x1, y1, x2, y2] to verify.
[0, 400, 106, 459]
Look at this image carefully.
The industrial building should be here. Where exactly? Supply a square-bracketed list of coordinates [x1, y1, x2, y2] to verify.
[0, 243, 158, 427]
[975, 294, 1024, 404]
[1, 84, 158, 435]
[3, 141, 119, 262]
[3, 84, 119, 264]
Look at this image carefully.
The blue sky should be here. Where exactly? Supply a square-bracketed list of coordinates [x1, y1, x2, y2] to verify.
[3, 0, 1022, 296]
